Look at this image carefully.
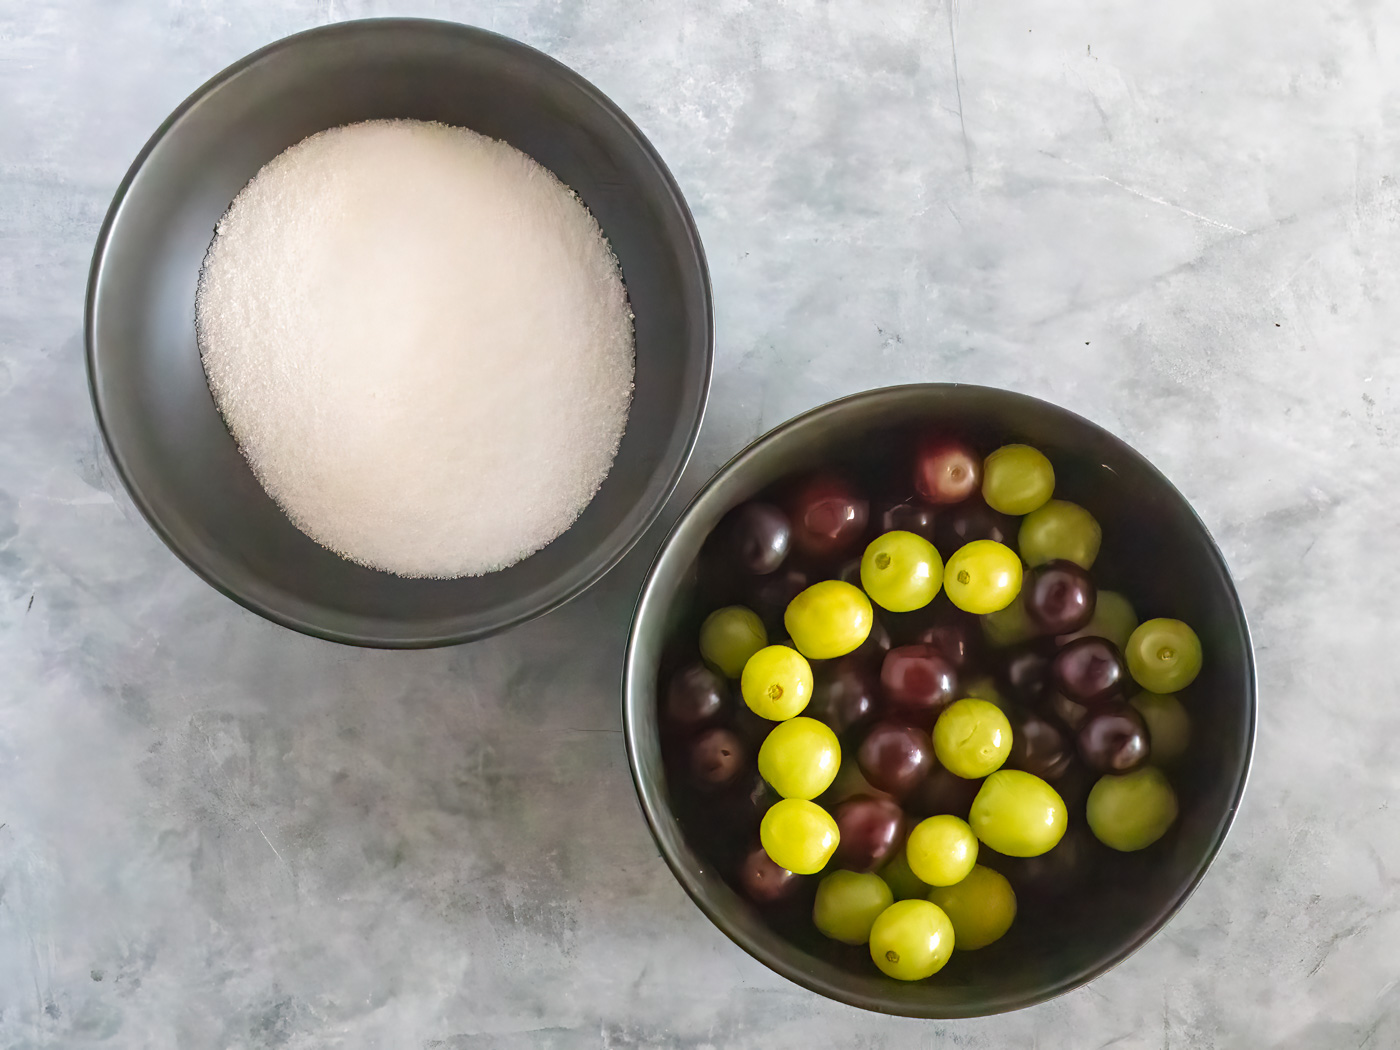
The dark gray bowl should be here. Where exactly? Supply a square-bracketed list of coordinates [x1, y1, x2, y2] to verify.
[623, 384, 1255, 1017]
[86, 19, 711, 647]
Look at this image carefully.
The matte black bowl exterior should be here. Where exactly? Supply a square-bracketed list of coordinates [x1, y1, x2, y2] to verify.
[86, 19, 712, 647]
[623, 384, 1255, 1018]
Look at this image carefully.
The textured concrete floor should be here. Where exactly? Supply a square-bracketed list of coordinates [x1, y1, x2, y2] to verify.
[3, 1, 1399, 1046]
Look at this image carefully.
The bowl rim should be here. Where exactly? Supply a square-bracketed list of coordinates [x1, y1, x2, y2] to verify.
[84, 17, 713, 649]
[622, 382, 1257, 1017]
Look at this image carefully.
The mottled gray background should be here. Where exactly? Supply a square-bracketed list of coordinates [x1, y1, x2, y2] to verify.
[2, 0, 1398, 1047]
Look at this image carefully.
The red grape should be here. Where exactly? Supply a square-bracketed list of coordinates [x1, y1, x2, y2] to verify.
[724, 502, 791, 575]
[934, 498, 1016, 552]
[915, 436, 982, 505]
[808, 657, 879, 735]
[833, 796, 906, 872]
[916, 615, 980, 671]
[904, 763, 982, 820]
[665, 663, 730, 732]
[1052, 637, 1128, 703]
[857, 722, 934, 797]
[1005, 707, 1072, 780]
[1000, 640, 1055, 704]
[1077, 702, 1150, 773]
[880, 645, 958, 727]
[739, 846, 802, 905]
[875, 499, 939, 542]
[787, 475, 870, 560]
[1023, 560, 1097, 635]
[689, 728, 747, 791]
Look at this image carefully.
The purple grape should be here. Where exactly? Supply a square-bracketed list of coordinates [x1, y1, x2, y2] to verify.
[880, 645, 958, 728]
[903, 764, 982, 820]
[1006, 707, 1073, 780]
[857, 722, 934, 797]
[916, 615, 980, 671]
[739, 846, 802, 905]
[689, 728, 746, 791]
[1077, 702, 1150, 773]
[833, 796, 906, 872]
[1024, 560, 1097, 635]
[787, 474, 870, 561]
[665, 662, 729, 732]
[935, 498, 1016, 551]
[808, 657, 879, 735]
[1053, 637, 1128, 704]
[875, 499, 939, 542]
[725, 502, 791, 575]
[1000, 640, 1056, 705]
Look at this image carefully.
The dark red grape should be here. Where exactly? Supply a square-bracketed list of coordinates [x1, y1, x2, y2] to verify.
[1000, 640, 1056, 705]
[914, 436, 982, 505]
[832, 796, 906, 872]
[665, 663, 729, 732]
[857, 722, 934, 797]
[739, 846, 802, 905]
[903, 763, 982, 820]
[747, 566, 810, 633]
[1052, 637, 1128, 703]
[689, 728, 746, 791]
[724, 502, 791, 575]
[1048, 691, 1091, 730]
[1077, 702, 1150, 773]
[1005, 707, 1072, 780]
[847, 614, 893, 668]
[787, 475, 870, 561]
[874, 499, 939, 542]
[880, 645, 958, 727]
[1023, 560, 1097, 635]
[1050, 758, 1094, 813]
[916, 615, 980, 671]
[990, 824, 1096, 901]
[934, 498, 1016, 551]
[808, 657, 879, 735]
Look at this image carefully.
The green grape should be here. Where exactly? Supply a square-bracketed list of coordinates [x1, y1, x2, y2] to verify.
[813, 870, 894, 945]
[905, 815, 979, 887]
[869, 899, 955, 980]
[944, 540, 1023, 615]
[740, 645, 813, 721]
[860, 531, 943, 612]
[933, 698, 1011, 779]
[879, 848, 931, 901]
[700, 606, 768, 678]
[1061, 590, 1138, 651]
[758, 717, 841, 800]
[784, 580, 873, 660]
[1130, 692, 1190, 766]
[982, 444, 1054, 516]
[1017, 499, 1101, 569]
[981, 593, 1038, 648]
[961, 675, 1006, 707]
[927, 864, 1016, 950]
[760, 798, 840, 874]
[1126, 618, 1202, 693]
[969, 770, 1067, 858]
[1087, 767, 1178, 851]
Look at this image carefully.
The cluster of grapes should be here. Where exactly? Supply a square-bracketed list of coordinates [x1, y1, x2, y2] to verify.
[660, 436, 1200, 981]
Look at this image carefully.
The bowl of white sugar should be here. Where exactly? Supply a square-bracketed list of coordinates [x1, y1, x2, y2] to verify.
[86, 19, 712, 646]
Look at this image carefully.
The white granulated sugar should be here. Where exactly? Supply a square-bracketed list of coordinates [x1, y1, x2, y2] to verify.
[196, 119, 634, 578]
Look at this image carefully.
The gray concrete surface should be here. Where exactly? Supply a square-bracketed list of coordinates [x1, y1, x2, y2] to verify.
[3, 1, 1399, 1046]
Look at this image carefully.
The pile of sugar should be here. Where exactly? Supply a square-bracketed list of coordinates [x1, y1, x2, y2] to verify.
[196, 119, 634, 578]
